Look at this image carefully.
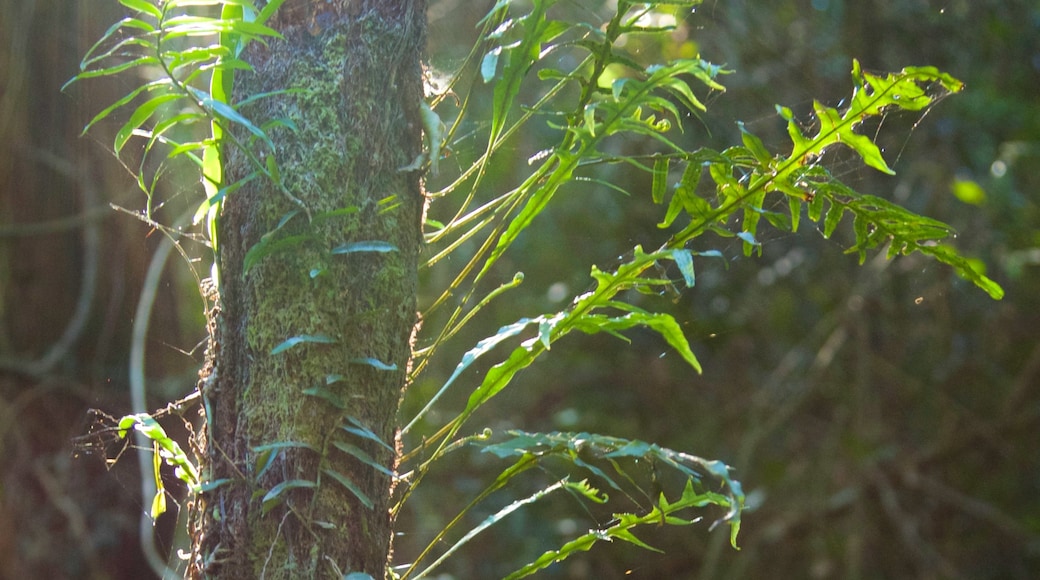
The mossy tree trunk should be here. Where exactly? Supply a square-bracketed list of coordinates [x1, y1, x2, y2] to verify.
[192, 1, 426, 578]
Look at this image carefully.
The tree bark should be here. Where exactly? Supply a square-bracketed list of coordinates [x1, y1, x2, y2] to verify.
[192, 1, 426, 578]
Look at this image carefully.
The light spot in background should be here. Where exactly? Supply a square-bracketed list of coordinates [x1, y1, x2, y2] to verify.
[554, 407, 580, 428]
[951, 177, 987, 206]
[847, 295, 864, 312]
[811, 0, 830, 11]
[547, 281, 569, 303]
[556, 518, 579, 536]
[710, 295, 730, 314]
[990, 160, 1007, 178]
[757, 268, 776, 286]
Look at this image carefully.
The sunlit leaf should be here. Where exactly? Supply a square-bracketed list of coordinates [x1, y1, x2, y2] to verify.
[119, 0, 162, 19]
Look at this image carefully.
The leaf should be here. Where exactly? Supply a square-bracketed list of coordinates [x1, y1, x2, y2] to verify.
[252, 441, 315, 480]
[255, 0, 288, 26]
[651, 157, 669, 204]
[658, 162, 706, 229]
[813, 100, 893, 175]
[671, 249, 695, 288]
[736, 230, 760, 252]
[115, 93, 183, 154]
[402, 317, 541, 434]
[186, 85, 272, 148]
[81, 77, 170, 136]
[919, 244, 1004, 300]
[349, 357, 398, 371]
[342, 417, 394, 453]
[265, 154, 281, 185]
[322, 469, 374, 509]
[414, 479, 572, 579]
[738, 121, 771, 164]
[466, 345, 538, 412]
[252, 441, 317, 453]
[330, 241, 398, 255]
[74, 55, 162, 85]
[580, 311, 702, 373]
[243, 234, 315, 276]
[270, 334, 337, 355]
[261, 479, 317, 514]
[196, 479, 232, 493]
[118, 0, 162, 19]
[303, 378, 346, 410]
[150, 442, 167, 519]
[331, 441, 395, 478]
[503, 479, 736, 579]
[481, 47, 501, 83]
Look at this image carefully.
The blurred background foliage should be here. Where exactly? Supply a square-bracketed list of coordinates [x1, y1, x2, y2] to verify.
[1, 0, 1037, 578]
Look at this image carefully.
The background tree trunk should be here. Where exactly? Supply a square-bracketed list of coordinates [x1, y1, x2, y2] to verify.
[193, 2, 426, 578]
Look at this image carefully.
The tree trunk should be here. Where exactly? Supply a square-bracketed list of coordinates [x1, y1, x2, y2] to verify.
[192, 1, 426, 578]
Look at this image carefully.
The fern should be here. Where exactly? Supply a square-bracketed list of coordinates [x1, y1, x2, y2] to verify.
[401, 0, 1001, 576]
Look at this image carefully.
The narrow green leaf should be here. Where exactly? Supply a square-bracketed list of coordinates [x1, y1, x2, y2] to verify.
[75, 55, 161, 83]
[415, 479, 571, 580]
[403, 317, 540, 434]
[349, 357, 398, 371]
[822, 202, 844, 239]
[118, 0, 162, 18]
[197, 479, 232, 493]
[256, 0, 287, 26]
[270, 334, 337, 355]
[115, 93, 182, 154]
[261, 479, 316, 514]
[787, 195, 802, 232]
[466, 345, 537, 412]
[302, 385, 346, 410]
[331, 441, 395, 478]
[81, 78, 170, 136]
[265, 154, 281, 184]
[186, 86, 272, 148]
[242, 234, 314, 275]
[150, 442, 166, 519]
[252, 441, 317, 453]
[738, 121, 771, 164]
[322, 469, 374, 509]
[651, 157, 669, 204]
[591, 312, 702, 373]
[659, 162, 705, 228]
[919, 245, 1005, 300]
[330, 241, 398, 255]
[342, 417, 394, 453]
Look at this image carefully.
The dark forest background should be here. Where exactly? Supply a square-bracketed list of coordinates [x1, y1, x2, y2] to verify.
[1, 1, 1037, 578]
